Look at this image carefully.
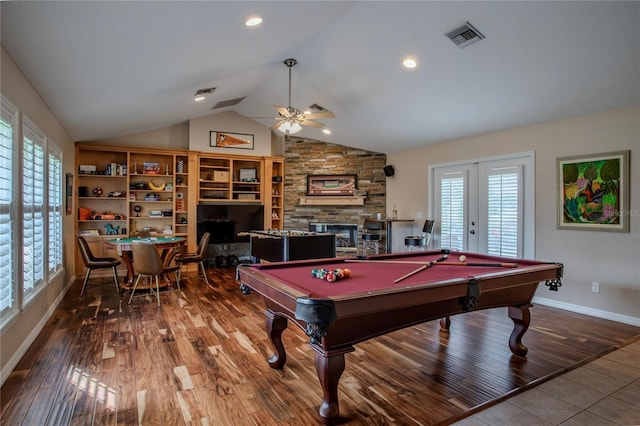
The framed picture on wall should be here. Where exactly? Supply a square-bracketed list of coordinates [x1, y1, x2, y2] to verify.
[210, 131, 254, 150]
[307, 174, 357, 196]
[557, 150, 630, 232]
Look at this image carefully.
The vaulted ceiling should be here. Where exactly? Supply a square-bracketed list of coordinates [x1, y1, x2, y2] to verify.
[2, 1, 638, 153]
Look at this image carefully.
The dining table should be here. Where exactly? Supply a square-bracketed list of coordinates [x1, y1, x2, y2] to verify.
[104, 236, 186, 288]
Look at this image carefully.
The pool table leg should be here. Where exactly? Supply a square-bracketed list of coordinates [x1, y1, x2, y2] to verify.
[315, 351, 347, 423]
[265, 310, 288, 369]
[508, 305, 531, 357]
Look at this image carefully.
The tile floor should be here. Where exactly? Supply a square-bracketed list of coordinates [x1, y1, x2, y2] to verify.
[452, 339, 640, 426]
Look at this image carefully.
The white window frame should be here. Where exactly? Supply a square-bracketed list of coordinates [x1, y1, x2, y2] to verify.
[0, 95, 18, 327]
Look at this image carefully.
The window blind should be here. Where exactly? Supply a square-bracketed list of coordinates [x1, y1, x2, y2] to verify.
[0, 97, 17, 317]
[23, 118, 46, 295]
[486, 166, 522, 258]
[48, 145, 63, 273]
[440, 174, 465, 252]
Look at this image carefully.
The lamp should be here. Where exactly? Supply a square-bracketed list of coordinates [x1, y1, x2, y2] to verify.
[276, 120, 302, 135]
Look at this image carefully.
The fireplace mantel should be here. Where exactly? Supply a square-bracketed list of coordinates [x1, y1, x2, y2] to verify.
[299, 195, 366, 206]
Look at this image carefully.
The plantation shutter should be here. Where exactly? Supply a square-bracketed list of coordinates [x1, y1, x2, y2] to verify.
[439, 172, 466, 252]
[0, 98, 17, 315]
[48, 145, 63, 273]
[485, 166, 522, 258]
[23, 117, 46, 295]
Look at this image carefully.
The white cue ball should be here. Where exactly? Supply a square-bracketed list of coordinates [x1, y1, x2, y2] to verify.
[459, 255, 467, 262]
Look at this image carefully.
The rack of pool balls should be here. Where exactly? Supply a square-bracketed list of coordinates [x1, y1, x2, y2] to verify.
[311, 268, 351, 283]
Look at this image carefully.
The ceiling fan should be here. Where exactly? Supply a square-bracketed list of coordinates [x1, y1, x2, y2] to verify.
[269, 58, 335, 135]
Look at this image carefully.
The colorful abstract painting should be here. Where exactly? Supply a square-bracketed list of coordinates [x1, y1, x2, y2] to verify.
[557, 150, 629, 232]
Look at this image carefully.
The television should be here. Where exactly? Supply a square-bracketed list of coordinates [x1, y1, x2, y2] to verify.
[197, 204, 264, 244]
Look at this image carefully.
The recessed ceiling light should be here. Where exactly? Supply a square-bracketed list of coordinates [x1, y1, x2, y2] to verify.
[194, 94, 206, 102]
[402, 57, 418, 70]
[322, 128, 332, 135]
[245, 16, 263, 27]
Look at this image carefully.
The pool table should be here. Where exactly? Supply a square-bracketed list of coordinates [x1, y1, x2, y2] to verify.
[237, 250, 562, 423]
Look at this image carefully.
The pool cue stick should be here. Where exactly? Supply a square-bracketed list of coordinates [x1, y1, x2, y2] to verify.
[393, 264, 428, 283]
[345, 259, 432, 265]
[438, 261, 518, 268]
[345, 259, 517, 268]
[394, 255, 448, 283]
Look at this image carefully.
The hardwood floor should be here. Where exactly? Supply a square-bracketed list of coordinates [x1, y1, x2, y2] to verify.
[2, 267, 638, 425]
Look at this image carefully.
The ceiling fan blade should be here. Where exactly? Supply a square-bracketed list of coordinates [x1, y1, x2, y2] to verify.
[299, 119, 324, 128]
[302, 111, 335, 120]
[273, 105, 291, 117]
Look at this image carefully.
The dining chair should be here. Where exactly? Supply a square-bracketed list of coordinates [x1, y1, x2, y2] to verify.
[77, 236, 121, 296]
[404, 219, 436, 251]
[175, 232, 210, 285]
[129, 240, 181, 306]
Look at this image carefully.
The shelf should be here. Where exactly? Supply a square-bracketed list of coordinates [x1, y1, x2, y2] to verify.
[78, 197, 126, 200]
[78, 174, 127, 179]
[78, 219, 127, 222]
[130, 216, 172, 220]
[299, 196, 366, 206]
[129, 201, 173, 204]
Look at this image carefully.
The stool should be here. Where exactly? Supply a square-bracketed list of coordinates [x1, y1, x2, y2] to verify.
[360, 233, 381, 255]
[360, 219, 384, 256]
[404, 219, 435, 252]
[405, 236, 427, 251]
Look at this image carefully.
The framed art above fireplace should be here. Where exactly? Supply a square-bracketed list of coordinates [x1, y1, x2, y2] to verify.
[306, 174, 357, 196]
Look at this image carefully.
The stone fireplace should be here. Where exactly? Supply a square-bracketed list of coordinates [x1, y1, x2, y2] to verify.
[283, 139, 387, 240]
[309, 222, 358, 254]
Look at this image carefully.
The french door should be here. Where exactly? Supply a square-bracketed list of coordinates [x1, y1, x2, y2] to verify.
[431, 153, 534, 258]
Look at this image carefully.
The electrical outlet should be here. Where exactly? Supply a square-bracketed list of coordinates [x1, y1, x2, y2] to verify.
[223, 244, 227, 251]
[231, 243, 237, 250]
[592, 281, 600, 293]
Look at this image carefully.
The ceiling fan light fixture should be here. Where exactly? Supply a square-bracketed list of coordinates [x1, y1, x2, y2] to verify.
[277, 121, 302, 135]
[194, 87, 216, 102]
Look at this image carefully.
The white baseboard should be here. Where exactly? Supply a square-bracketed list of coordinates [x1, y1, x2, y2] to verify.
[534, 296, 640, 327]
[0, 276, 75, 386]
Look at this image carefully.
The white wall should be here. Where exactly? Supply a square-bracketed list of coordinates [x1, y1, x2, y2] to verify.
[1, 48, 77, 382]
[188, 110, 272, 156]
[387, 107, 640, 323]
[92, 121, 189, 150]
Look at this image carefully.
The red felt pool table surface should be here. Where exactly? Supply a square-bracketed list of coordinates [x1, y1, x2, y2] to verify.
[247, 251, 551, 298]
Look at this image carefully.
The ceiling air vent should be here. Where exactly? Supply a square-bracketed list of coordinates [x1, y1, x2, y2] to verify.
[211, 97, 246, 110]
[446, 21, 485, 49]
[309, 103, 328, 112]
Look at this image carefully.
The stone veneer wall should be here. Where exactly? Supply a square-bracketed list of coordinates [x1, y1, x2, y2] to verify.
[284, 139, 387, 231]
